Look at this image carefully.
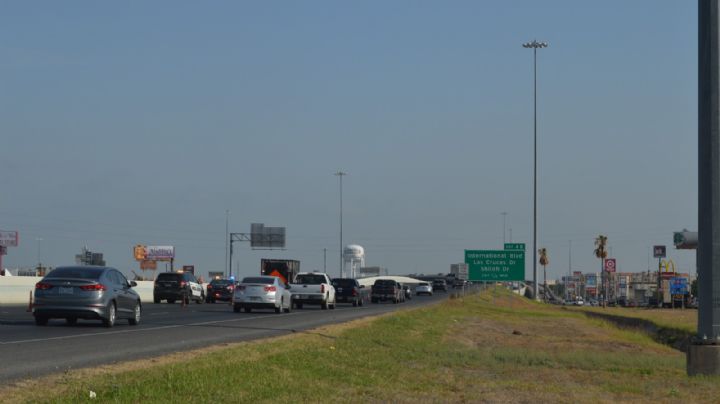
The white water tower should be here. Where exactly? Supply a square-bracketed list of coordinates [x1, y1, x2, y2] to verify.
[343, 244, 365, 279]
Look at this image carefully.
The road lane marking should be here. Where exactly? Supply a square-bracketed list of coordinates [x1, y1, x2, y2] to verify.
[0, 313, 303, 345]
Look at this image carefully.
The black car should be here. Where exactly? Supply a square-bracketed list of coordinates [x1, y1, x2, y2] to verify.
[432, 279, 448, 292]
[206, 278, 235, 303]
[331, 278, 368, 307]
[153, 272, 205, 304]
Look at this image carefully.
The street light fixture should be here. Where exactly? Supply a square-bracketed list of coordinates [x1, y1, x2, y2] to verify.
[523, 39, 548, 301]
[334, 171, 347, 278]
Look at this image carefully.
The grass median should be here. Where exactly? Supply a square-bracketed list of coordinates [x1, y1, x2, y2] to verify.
[3, 289, 720, 403]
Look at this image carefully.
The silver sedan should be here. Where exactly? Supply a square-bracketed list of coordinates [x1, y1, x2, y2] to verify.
[33, 266, 141, 327]
[232, 276, 292, 314]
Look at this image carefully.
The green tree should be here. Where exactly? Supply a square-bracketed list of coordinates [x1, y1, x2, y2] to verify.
[593, 235, 608, 307]
[539, 248, 549, 301]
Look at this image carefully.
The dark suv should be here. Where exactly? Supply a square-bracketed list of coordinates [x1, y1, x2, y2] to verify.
[153, 272, 205, 304]
[432, 279, 448, 292]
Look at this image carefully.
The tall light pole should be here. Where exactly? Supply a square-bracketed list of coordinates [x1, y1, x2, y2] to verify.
[501, 212, 508, 244]
[335, 171, 347, 278]
[225, 210, 230, 278]
[523, 39, 548, 301]
[36, 237, 43, 270]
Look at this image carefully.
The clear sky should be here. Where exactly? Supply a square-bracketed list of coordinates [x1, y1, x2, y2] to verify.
[0, 1, 698, 281]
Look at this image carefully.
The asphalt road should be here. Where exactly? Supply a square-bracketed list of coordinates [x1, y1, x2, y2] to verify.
[0, 292, 450, 382]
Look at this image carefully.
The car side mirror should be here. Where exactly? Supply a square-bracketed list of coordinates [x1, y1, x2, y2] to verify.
[129, 281, 137, 287]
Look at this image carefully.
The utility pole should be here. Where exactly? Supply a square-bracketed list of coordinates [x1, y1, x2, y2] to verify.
[225, 210, 230, 278]
[523, 39, 548, 301]
[323, 248, 327, 273]
[689, 0, 720, 375]
[335, 171, 347, 278]
[501, 212, 508, 244]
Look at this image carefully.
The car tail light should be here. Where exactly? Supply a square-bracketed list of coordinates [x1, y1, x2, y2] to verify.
[79, 284, 107, 291]
[264, 285, 277, 292]
[180, 281, 187, 288]
[35, 282, 53, 290]
[352, 288, 358, 296]
[227, 285, 234, 291]
[207, 285, 213, 289]
[321, 284, 325, 293]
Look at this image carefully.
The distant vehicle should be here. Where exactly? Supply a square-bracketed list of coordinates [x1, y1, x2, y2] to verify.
[232, 276, 292, 313]
[453, 279, 468, 289]
[432, 279, 448, 292]
[402, 284, 412, 300]
[331, 278, 368, 307]
[33, 266, 141, 327]
[291, 272, 336, 310]
[206, 278, 235, 303]
[261, 259, 300, 285]
[416, 282, 433, 296]
[575, 299, 584, 306]
[153, 271, 205, 304]
[371, 279, 404, 304]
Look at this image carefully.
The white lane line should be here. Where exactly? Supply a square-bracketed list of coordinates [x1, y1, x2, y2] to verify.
[0, 312, 304, 345]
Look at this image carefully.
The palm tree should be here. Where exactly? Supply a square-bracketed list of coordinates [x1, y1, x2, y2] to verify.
[539, 248, 549, 301]
[594, 235, 608, 307]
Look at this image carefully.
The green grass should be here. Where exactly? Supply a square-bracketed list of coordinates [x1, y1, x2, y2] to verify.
[5, 289, 720, 403]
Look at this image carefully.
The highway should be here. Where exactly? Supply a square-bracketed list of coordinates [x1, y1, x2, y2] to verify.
[0, 293, 449, 382]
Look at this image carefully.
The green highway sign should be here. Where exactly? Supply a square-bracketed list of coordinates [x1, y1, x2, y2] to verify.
[465, 250, 525, 281]
[504, 243, 526, 251]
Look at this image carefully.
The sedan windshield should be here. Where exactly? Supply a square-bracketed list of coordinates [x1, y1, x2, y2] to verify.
[295, 274, 326, 285]
[242, 277, 275, 284]
[45, 267, 104, 280]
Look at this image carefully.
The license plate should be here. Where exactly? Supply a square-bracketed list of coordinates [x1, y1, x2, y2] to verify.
[249, 296, 260, 300]
[59, 287, 73, 295]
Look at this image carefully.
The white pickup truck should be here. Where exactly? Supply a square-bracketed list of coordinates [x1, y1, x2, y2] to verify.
[290, 272, 336, 310]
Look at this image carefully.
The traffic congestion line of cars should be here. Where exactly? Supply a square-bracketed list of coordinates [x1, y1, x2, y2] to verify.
[31, 266, 445, 327]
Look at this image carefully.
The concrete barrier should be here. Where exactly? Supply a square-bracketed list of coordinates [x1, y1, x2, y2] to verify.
[0, 277, 155, 305]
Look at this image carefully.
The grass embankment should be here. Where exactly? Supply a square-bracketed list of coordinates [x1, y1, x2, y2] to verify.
[4, 290, 720, 403]
[577, 305, 696, 334]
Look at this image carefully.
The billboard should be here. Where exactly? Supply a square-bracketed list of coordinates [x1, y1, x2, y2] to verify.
[586, 275, 597, 287]
[146, 246, 175, 260]
[0, 231, 19, 247]
[670, 277, 688, 295]
[250, 223, 286, 249]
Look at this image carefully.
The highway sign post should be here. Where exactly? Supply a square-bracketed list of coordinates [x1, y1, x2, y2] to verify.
[465, 250, 525, 281]
[504, 243, 526, 251]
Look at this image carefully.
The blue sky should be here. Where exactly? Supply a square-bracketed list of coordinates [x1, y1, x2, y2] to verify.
[0, 1, 698, 280]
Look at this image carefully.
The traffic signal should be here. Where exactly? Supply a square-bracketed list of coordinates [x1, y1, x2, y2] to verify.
[674, 231, 698, 249]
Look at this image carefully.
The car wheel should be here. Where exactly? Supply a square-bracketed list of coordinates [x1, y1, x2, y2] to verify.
[35, 316, 48, 326]
[244, 307, 252, 313]
[128, 302, 141, 326]
[66, 317, 77, 326]
[352, 299, 358, 307]
[153, 296, 161, 304]
[197, 294, 204, 304]
[321, 301, 328, 310]
[275, 301, 282, 314]
[330, 300, 336, 310]
[102, 302, 116, 328]
[183, 294, 190, 305]
[359, 298, 364, 307]
[284, 300, 292, 313]
[233, 304, 241, 313]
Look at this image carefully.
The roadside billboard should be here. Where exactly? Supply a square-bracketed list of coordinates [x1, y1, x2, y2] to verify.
[146, 246, 175, 261]
[0, 231, 19, 247]
[586, 275, 597, 287]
